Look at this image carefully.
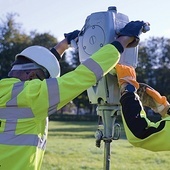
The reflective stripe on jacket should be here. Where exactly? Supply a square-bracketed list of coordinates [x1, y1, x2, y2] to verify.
[0, 44, 120, 170]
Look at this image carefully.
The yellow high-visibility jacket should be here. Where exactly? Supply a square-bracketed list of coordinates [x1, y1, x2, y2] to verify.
[0, 44, 120, 170]
[120, 92, 170, 152]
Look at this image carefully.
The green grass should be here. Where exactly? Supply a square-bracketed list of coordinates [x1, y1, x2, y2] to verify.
[42, 121, 170, 170]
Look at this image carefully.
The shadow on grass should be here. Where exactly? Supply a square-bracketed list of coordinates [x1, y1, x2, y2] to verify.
[49, 122, 126, 140]
[49, 126, 97, 132]
[48, 125, 96, 138]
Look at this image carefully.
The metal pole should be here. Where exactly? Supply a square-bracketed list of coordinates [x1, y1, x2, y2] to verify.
[96, 106, 120, 170]
[103, 140, 111, 170]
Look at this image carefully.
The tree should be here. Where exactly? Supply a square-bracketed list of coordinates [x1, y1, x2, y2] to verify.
[30, 32, 57, 48]
[137, 37, 170, 100]
[0, 13, 31, 77]
[0, 13, 59, 78]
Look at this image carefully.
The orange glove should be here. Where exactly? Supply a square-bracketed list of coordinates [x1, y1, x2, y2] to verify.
[137, 83, 170, 117]
[115, 64, 139, 89]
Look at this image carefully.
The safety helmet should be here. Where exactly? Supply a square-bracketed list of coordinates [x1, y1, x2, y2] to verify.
[15, 45, 60, 78]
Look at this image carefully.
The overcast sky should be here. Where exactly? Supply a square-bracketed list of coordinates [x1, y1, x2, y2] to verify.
[1, 0, 170, 41]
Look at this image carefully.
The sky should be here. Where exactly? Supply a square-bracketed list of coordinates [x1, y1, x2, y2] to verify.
[0, 0, 170, 41]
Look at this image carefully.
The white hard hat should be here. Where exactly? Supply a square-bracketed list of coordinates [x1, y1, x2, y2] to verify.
[15, 45, 60, 78]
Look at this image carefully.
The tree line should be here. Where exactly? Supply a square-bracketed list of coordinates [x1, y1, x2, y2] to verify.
[1, 13, 170, 114]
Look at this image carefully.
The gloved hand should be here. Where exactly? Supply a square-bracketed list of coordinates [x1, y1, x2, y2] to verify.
[115, 64, 139, 88]
[64, 30, 80, 44]
[118, 21, 150, 47]
[137, 83, 170, 117]
[115, 64, 139, 96]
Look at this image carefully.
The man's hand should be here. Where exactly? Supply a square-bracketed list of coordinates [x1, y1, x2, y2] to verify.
[64, 30, 80, 44]
[115, 64, 139, 88]
[137, 83, 170, 117]
[52, 30, 80, 56]
[117, 21, 150, 48]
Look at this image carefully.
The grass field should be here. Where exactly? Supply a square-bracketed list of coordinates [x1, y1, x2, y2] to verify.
[42, 121, 170, 170]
